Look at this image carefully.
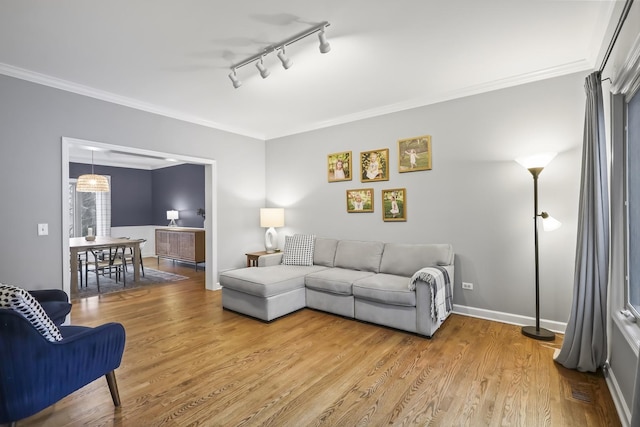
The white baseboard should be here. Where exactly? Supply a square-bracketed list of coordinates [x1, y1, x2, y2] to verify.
[606, 366, 631, 427]
[452, 304, 567, 334]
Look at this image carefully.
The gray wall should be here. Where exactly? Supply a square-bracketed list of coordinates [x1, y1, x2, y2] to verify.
[0, 73, 265, 289]
[266, 72, 585, 325]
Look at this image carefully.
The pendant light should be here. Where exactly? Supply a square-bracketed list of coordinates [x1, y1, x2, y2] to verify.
[76, 150, 110, 192]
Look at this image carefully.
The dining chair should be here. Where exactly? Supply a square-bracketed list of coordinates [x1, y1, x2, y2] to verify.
[122, 239, 146, 277]
[88, 246, 127, 291]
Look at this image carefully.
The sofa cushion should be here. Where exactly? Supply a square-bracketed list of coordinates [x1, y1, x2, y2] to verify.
[353, 274, 417, 307]
[379, 243, 454, 276]
[305, 268, 376, 295]
[0, 284, 63, 342]
[220, 265, 328, 298]
[313, 237, 338, 267]
[334, 240, 384, 273]
[282, 234, 316, 266]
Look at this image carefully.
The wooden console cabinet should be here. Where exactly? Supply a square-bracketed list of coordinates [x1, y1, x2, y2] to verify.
[155, 228, 205, 270]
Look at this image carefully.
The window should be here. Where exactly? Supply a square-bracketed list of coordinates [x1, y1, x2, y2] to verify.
[68, 178, 112, 238]
[626, 89, 640, 317]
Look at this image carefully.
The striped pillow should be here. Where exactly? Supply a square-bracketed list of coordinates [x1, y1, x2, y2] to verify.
[282, 234, 316, 266]
[0, 284, 63, 342]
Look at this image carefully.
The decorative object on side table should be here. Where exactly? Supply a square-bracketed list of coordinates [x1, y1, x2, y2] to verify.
[515, 152, 562, 341]
[260, 208, 285, 253]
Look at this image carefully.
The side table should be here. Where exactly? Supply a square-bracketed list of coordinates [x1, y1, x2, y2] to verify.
[245, 251, 270, 267]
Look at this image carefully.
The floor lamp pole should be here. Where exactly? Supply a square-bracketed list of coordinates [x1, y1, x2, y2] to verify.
[522, 167, 556, 341]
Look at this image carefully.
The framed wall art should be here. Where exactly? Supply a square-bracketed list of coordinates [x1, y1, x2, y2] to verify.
[360, 148, 389, 182]
[328, 151, 352, 182]
[382, 188, 406, 221]
[398, 135, 432, 172]
[346, 188, 374, 213]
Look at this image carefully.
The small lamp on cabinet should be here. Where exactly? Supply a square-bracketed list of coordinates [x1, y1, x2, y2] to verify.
[167, 210, 179, 227]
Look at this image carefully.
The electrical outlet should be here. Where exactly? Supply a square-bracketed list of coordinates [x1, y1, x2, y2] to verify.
[37, 223, 48, 236]
[462, 282, 473, 290]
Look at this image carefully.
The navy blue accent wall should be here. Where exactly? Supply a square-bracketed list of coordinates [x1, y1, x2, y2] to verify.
[70, 163, 153, 226]
[152, 164, 205, 228]
[70, 163, 205, 228]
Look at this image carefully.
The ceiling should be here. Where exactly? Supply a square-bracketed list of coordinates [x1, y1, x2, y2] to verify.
[0, 1, 622, 148]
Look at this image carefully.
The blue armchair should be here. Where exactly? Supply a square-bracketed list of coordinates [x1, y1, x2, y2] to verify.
[0, 309, 126, 426]
[27, 289, 72, 326]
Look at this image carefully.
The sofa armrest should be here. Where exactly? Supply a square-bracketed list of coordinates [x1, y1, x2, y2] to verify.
[258, 253, 283, 267]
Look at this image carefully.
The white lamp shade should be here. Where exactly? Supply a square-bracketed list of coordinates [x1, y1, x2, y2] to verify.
[515, 152, 558, 169]
[76, 174, 110, 192]
[542, 215, 562, 231]
[167, 210, 179, 220]
[260, 208, 284, 228]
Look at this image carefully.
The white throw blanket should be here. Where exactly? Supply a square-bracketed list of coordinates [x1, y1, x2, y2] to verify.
[408, 266, 452, 322]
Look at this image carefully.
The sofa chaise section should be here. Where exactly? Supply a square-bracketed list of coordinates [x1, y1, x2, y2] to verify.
[220, 264, 328, 321]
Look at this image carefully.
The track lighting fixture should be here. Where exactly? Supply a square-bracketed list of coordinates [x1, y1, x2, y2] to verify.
[277, 48, 293, 69]
[228, 70, 242, 88]
[318, 30, 331, 53]
[228, 21, 330, 88]
[255, 58, 270, 78]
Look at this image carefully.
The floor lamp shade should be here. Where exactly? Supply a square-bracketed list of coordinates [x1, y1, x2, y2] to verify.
[260, 208, 285, 253]
[516, 152, 559, 341]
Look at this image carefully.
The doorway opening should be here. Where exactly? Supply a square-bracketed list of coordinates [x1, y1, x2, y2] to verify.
[61, 137, 218, 297]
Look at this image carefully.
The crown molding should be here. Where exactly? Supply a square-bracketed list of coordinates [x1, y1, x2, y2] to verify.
[265, 59, 594, 139]
[1, 59, 592, 142]
[0, 62, 265, 140]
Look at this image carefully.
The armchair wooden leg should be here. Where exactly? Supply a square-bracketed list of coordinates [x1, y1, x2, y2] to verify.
[105, 370, 121, 407]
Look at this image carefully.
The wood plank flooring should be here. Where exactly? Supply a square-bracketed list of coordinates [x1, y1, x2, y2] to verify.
[18, 259, 620, 426]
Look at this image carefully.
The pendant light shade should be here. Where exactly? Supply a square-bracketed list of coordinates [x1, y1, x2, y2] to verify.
[76, 174, 110, 192]
[77, 151, 110, 192]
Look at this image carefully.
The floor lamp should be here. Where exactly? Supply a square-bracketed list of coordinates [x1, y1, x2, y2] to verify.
[516, 152, 561, 341]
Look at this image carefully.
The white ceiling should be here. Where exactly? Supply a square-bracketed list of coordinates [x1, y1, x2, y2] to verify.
[0, 0, 622, 148]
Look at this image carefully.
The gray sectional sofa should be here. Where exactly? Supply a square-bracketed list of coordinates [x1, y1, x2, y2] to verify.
[220, 237, 455, 338]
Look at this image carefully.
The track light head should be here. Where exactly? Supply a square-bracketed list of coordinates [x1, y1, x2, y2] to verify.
[318, 29, 331, 54]
[277, 48, 293, 69]
[228, 70, 242, 88]
[256, 58, 270, 78]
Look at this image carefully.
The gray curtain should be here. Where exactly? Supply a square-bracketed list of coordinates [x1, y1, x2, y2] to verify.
[554, 71, 610, 372]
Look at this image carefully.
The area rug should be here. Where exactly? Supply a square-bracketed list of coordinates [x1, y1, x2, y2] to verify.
[76, 268, 188, 298]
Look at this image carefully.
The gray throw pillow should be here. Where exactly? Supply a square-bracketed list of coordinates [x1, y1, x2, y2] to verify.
[282, 234, 316, 266]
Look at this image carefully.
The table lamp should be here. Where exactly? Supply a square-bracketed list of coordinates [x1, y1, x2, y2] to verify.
[260, 208, 284, 253]
[167, 210, 179, 227]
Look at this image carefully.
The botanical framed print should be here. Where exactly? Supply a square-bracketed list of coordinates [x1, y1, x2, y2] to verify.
[328, 151, 352, 182]
[382, 188, 406, 221]
[346, 188, 374, 213]
[360, 148, 389, 182]
[398, 135, 432, 172]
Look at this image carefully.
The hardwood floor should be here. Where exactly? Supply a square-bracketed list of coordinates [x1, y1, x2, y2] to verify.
[19, 259, 620, 426]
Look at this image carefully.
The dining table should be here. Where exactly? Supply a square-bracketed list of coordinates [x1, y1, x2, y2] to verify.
[69, 236, 144, 296]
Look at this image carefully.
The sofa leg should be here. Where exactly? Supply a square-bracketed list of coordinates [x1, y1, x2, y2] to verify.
[105, 370, 121, 406]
